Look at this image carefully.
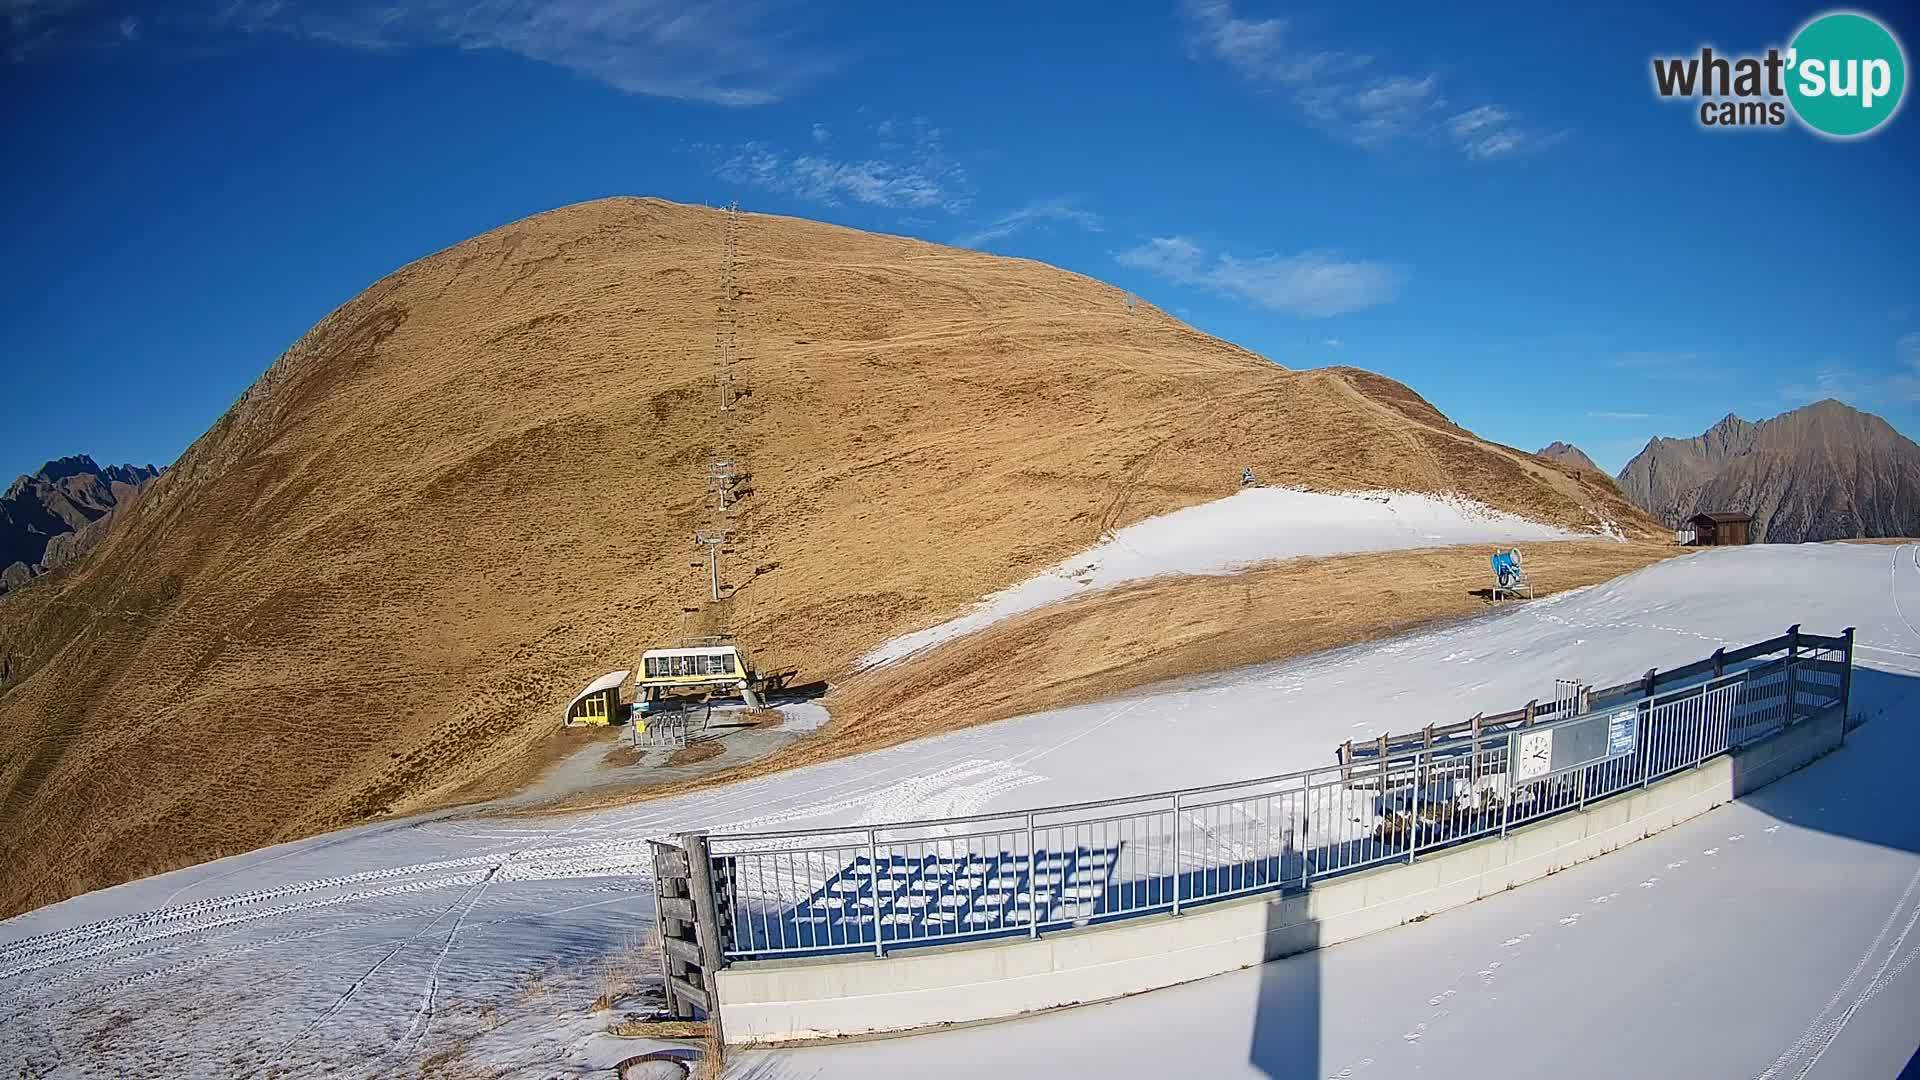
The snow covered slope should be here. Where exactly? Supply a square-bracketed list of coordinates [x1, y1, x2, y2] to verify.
[3, 542, 1917, 1078]
[860, 487, 1588, 668]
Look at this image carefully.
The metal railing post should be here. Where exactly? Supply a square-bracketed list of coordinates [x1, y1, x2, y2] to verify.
[1026, 812, 1040, 938]
[1640, 668, 1657, 789]
[1785, 624, 1801, 728]
[1500, 745, 1512, 839]
[1171, 792, 1184, 916]
[1299, 805, 1312, 890]
[1407, 749, 1422, 864]
[866, 829, 884, 957]
[1694, 687, 1709, 768]
[1840, 626, 1856, 742]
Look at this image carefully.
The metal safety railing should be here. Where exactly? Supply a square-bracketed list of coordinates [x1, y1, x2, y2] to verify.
[704, 626, 1854, 961]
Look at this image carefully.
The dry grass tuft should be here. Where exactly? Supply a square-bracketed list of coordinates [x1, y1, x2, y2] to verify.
[608, 1019, 709, 1039]
[591, 930, 653, 1012]
[698, 1019, 726, 1080]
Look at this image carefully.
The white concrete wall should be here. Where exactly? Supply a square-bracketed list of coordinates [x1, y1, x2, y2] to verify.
[716, 705, 1846, 1045]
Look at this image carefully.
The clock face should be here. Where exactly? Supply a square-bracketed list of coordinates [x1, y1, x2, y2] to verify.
[1515, 730, 1554, 781]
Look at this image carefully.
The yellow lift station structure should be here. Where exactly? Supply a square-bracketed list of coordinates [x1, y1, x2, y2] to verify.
[563, 669, 629, 727]
[635, 643, 764, 716]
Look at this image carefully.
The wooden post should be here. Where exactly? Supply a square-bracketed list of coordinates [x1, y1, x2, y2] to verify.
[1524, 699, 1537, 725]
[1469, 713, 1483, 785]
[649, 839, 697, 1019]
[1340, 740, 1353, 785]
[1376, 733, 1389, 796]
[1642, 667, 1658, 699]
[681, 831, 729, 1051]
[1421, 724, 1434, 787]
[1712, 648, 1725, 679]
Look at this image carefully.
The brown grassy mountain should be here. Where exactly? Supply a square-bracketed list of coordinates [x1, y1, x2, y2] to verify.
[0, 197, 1663, 917]
[1536, 441, 1602, 475]
[1, 456, 160, 591]
[1615, 400, 1920, 541]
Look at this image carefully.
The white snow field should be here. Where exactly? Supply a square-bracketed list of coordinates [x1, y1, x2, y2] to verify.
[3, 542, 1919, 1078]
[858, 487, 1590, 668]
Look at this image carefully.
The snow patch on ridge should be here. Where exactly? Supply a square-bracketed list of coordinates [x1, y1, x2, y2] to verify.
[859, 487, 1588, 669]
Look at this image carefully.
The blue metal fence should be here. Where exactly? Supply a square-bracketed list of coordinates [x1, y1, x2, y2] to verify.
[706, 627, 1853, 961]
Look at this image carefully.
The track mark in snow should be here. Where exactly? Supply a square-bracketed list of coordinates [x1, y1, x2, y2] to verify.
[1765, 825, 1781, 834]
[272, 870, 492, 1055]
[1666, 859, 1688, 870]
[1755, 864, 1920, 1080]
[1639, 878, 1660, 889]
[1886, 543, 1920, 647]
[1704, 848, 1720, 856]
[1728, 834, 1745, 841]
[398, 864, 499, 1057]
[1559, 914, 1582, 926]
[1500, 934, 1530, 947]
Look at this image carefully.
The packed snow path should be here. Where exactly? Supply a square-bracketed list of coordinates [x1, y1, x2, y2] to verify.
[3, 543, 1919, 1077]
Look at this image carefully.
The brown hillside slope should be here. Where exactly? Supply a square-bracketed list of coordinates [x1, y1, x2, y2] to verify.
[554, 538, 1676, 813]
[0, 197, 1660, 917]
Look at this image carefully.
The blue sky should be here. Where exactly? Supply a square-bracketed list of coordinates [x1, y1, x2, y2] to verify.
[2, 1, 1916, 482]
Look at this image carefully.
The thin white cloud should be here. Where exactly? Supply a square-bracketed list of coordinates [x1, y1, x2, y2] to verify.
[810, 122, 831, 144]
[712, 114, 972, 212]
[1181, 0, 1561, 160]
[715, 140, 970, 212]
[1117, 235, 1403, 318]
[1323, 338, 1344, 348]
[5, 0, 105, 60]
[10, 2, 833, 105]
[954, 199, 1103, 249]
[1606, 348, 1729, 383]
[1783, 333, 1920, 407]
[1587, 410, 1655, 420]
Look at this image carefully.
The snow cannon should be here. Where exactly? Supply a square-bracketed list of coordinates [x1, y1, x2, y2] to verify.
[1491, 548, 1533, 601]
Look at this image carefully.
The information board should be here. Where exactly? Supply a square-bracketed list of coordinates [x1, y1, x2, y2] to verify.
[1508, 705, 1642, 783]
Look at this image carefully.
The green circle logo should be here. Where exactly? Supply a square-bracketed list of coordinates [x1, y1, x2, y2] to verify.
[1787, 12, 1907, 137]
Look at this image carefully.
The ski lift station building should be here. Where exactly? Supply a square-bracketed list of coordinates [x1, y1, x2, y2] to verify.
[636, 644, 763, 709]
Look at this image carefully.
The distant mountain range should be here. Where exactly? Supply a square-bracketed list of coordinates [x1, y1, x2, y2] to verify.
[1, 455, 161, 591]
[1614, 400, 1920, 543]
[1536, 441, 1603, 474]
